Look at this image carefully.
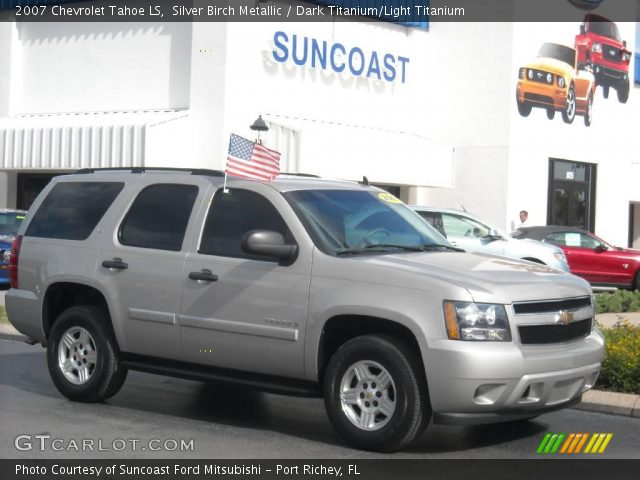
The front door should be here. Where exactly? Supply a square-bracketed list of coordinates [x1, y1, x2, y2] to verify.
[179, 187, 311, 379]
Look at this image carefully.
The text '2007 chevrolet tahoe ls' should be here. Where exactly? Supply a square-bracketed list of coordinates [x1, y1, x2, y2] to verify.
[6, 168, 604, 452]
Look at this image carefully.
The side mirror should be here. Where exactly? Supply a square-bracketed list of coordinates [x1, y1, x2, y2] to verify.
[241, 230, 297, 261]
[623, 40, 627, 48]
[594, 244, 607, 253]
[484, 229, 502, 241]
[580, 24, 585, 35]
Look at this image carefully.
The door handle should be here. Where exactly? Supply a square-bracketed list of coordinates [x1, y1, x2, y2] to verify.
[188, 269, 219, 282]
[101, 258, 128, 270]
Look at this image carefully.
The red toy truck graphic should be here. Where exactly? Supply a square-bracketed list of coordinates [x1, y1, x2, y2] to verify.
[575, 14, 632, 103]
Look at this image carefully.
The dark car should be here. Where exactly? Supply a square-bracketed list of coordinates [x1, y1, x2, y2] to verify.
[511, 226, 640, 290]
[0, 209, 26, 285]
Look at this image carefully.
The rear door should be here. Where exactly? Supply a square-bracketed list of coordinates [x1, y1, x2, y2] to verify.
[179, 185, 312, 379]
[95, 176, 210, 360]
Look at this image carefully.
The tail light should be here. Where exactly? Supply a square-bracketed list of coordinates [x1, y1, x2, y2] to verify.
[9, 235, 22, 289]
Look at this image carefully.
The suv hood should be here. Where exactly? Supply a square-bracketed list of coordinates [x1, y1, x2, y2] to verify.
[336, 251, 590, 304]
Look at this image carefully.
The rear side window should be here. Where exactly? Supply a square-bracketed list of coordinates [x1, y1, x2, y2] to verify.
[119, 184, 198, 251]
[25, 182, 124, 240]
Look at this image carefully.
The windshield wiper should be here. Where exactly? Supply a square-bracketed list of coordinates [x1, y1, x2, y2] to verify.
[420, 244, 465, 252]
[337, 244, 424, 256]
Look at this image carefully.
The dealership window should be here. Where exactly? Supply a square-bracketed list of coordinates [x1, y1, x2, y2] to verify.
[547, 159, 597, 232]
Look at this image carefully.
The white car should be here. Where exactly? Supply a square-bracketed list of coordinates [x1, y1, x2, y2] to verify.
[411, 206, 569, 272]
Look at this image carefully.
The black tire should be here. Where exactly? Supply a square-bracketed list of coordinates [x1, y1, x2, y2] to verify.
[602, 85, 610, 99]
[47, 306, 127, 403]
[562, 86, 576, 124]
[323, 335, 430, 452]
[517, 100, 532, 117]
[584, 92, 593, 127]
[617, 79, 629, 104]
[546, 108, 555, 120]
[633, 271, 640, 291]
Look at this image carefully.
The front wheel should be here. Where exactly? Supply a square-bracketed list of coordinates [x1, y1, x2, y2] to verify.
[47, 306, 127, 402]
[546, 108, 556, 120]
[633, 271, 640, 291]
[562, 86, 576, 124]
[584, 92, 593, 127]
[617, 79, 629, 103]
[517, 100, 532, 117]
[323, 335, 430, 452]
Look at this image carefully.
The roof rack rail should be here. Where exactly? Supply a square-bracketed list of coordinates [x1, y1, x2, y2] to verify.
[75, 167, 225, 177]
[277, 172, 321, 178]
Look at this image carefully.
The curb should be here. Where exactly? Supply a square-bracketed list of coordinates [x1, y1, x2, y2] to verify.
[573, 389, 640, 418]
[0, 323, 27, 342]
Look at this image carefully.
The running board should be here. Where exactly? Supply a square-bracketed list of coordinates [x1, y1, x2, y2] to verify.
[121, 353, 322, 398]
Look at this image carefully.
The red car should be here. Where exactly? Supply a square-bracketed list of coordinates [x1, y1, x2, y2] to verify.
[512, 226, 640, 290]
[575, 14, 632, 103]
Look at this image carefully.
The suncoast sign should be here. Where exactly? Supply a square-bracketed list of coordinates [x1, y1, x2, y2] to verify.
[271, 31, 410, 84]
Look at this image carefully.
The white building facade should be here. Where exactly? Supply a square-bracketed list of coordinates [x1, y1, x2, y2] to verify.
[1, 1, 639, 247]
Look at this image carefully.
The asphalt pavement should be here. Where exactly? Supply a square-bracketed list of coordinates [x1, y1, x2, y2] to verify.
[1, 339, 639, 460]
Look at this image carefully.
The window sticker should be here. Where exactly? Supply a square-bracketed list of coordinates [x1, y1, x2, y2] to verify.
[565, 233, 581, 247]
[378, 192, 402, 204]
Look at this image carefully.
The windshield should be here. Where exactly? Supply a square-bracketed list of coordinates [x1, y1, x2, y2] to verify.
[538, 43, 576, 67]
[0, 211, 25, 237]
[284, 189, 452, 256]
[588, 20, 621, 42]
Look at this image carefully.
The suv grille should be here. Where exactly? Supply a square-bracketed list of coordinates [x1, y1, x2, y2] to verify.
[603, 45, 622, 62]
[519, 319, 592, 344]
[513, 297, 591, 315]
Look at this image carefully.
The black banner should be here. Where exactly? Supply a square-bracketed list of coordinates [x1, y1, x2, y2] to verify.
[3, 459, 640, 480]
[0, 0, 638, 23]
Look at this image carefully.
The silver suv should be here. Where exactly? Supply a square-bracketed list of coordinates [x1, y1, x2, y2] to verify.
[6, 169, 604, 452]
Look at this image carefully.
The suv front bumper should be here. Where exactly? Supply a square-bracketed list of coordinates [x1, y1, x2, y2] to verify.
[424, 331, 604, 425]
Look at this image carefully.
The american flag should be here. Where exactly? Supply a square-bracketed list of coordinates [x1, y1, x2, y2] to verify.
[226, 134, 281, 181]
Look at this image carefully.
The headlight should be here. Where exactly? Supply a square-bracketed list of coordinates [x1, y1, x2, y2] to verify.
[546, 73, 553, 84]
[558, 76, 565, 88]
[592, 42, 602, 53]
[527, 69, 534, 80]
[443, 302, 511, 342]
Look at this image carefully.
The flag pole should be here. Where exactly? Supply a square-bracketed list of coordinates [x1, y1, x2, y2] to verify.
[223, 169, 229, 193]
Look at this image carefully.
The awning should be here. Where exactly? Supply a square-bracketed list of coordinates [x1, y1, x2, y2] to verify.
[0, 109, 188, 170]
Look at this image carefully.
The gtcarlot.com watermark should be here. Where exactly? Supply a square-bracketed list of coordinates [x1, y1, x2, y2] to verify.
[15, 434, 194, 452]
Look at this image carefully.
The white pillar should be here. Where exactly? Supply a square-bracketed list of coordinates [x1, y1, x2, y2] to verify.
[187, 19, 229, 169]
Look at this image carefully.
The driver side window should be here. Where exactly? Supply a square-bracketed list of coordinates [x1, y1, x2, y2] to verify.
[441, 213, 489, 238]
[199, 188, 293, 261]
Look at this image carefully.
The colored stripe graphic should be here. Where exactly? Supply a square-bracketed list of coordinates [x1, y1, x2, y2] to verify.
[537, 433, 613, 454]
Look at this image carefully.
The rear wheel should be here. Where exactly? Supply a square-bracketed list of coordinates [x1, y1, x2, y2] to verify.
[47, 306, 127, 402]
[634, 271, 640, 291]
[323, 335, 430, 452]
[602, 85, 610, 99]
[546, 108, 555, 120]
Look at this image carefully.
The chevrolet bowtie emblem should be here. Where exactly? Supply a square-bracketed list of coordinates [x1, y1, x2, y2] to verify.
[555, 310, 573, 325]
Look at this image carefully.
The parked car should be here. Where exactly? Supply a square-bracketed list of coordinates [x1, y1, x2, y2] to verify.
[511, 226, 640, 290]
[7, 169, 603, 452]
[411, 207, 569, 272]
[575, 14, 631, 103]
[516, 42, 595, 126]
[0, 209, 26, 285]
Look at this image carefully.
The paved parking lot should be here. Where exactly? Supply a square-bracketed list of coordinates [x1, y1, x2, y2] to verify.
[1, 339, 639, 459]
